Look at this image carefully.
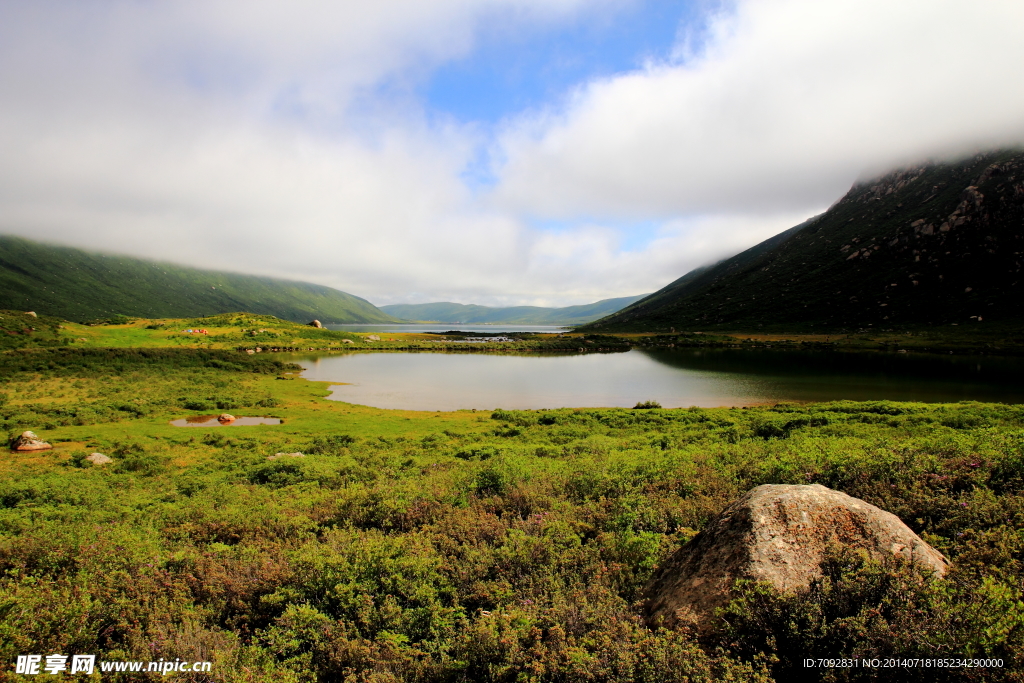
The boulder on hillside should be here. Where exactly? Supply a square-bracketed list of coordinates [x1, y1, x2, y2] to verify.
[643, 484, 947, 629]
[86, 453, 112, 465]
[10, 431, 52, 452]
[309, 320, 323, 328]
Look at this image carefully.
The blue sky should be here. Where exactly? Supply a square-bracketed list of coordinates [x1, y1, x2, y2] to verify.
[425, 0, 703, 126]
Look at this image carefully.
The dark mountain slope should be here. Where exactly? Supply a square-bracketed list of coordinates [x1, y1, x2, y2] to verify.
[585, 149, 1024, 333]
[381, 294, 648, 325]
[0, 235, 400, 324]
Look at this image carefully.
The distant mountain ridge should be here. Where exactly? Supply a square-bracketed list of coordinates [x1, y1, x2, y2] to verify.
[585, 149, 1024, 332]
[0, 235, 400, 324]
[381, 295, 649, 325]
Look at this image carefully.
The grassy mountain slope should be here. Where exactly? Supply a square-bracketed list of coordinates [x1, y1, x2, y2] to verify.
[381, 294, 649, 325]
[0, 235, 400, 324]
[586, 149, 1024, 333]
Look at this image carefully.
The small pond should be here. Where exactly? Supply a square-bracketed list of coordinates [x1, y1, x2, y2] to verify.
[170, 415, 283, 427]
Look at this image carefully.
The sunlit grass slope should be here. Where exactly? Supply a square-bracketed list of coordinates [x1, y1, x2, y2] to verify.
[0, 234, 400, 324]
[53, 313, 362, 350]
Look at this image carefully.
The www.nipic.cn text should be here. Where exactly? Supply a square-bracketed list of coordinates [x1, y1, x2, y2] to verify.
[15, 654, 213, 676]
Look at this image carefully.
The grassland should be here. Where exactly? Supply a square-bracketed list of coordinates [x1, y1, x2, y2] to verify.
[13, 309, 1022, 360]
[2, 341, 1024, 681]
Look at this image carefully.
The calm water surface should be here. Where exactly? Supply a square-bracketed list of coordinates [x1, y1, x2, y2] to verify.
[295, 348, 1024, 411]
[326, 324, 571, 334]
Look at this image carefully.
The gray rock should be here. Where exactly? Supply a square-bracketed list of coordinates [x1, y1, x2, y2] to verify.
[267, 452, 305, 460]
[86, 453, 112, 465]
[643, 484, 947, 629]
[11, 431, 52, 452]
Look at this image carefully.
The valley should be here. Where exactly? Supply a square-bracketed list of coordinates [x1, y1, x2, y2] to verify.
[3, 152, 1024, 681]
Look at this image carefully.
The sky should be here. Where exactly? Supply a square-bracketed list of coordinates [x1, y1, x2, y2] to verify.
[1, 0, 1023, 308]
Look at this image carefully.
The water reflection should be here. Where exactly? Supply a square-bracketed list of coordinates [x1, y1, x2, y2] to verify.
[295, 349, 1024, 411]
[638, 349, 1024, 403]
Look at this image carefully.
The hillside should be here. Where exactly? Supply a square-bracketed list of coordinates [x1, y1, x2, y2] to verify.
[381, 294, 648, 325]
[0, 235, 400, 324]
[586, 149, 1024, 333]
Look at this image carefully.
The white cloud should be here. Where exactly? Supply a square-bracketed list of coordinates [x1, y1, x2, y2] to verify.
[493, 0, 1024, 219]
[1, 0, 1022, 309]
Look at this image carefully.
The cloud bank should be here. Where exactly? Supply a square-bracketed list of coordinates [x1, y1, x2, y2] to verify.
[1, 0, 1022, 307]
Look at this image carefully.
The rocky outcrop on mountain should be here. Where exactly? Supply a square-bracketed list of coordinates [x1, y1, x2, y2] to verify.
[10, 431, 52, 452]
[643, 484, 947, 628]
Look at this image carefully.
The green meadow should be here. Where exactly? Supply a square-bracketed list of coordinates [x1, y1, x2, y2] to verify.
[2, 341, 1024, 681]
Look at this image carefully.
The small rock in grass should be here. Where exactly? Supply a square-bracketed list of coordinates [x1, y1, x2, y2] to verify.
[267, 452, 305, 460]
[86, 453, 112, 465]
[11, 431, 52, 452]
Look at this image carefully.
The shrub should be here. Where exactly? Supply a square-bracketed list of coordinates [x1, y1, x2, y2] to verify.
[307, 434, 357, 455]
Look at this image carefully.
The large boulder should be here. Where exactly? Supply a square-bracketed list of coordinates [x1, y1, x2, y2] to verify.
[309, 320, 323, 328]
[10, 431, 52, 452]
[643, 484, 947, 628]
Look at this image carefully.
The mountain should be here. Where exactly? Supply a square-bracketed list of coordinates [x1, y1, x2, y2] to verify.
[381, 295, 649, 326]
[0, 235, 400, 324]
[585, 149, 1024, 333]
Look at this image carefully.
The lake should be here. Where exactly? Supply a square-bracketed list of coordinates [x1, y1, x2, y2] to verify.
[326, 324, 572, 334]
[295, 348, 1024, 411]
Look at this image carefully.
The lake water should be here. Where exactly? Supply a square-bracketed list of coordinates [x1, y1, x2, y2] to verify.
[295, 348, 1024, 411]
[326, 324, 572, 334]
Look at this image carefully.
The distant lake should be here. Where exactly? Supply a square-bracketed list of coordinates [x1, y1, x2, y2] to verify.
[295, 348, 1024, 411]
[326, 324, 572, 334]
